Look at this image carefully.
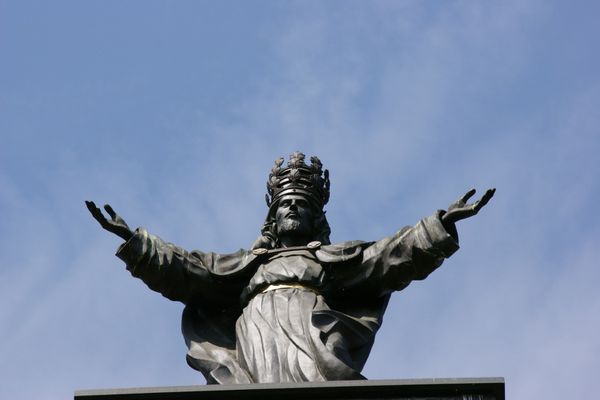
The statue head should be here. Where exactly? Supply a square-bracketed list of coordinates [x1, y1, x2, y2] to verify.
[251, 152, 331, 249]
[275, 194, 315, 239]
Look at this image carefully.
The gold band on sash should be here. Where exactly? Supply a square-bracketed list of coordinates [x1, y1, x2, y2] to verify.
[260, 283, 321, 296]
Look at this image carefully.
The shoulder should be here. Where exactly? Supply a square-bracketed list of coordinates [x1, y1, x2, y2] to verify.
[316, 240, 373, 263]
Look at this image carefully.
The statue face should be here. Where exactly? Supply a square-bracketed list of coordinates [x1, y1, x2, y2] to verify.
[275, 194, 314, 239]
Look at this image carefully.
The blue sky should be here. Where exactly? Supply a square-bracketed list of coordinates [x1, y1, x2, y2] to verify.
[1, 1, 599, 398]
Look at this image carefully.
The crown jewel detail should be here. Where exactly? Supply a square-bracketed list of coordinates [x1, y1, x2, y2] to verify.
[265, 152, 330, 208]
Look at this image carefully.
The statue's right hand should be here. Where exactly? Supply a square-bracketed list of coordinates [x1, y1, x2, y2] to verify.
[85, 201, 133, 241]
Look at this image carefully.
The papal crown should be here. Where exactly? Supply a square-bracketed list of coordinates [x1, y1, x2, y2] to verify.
[266, 151, 330, 209]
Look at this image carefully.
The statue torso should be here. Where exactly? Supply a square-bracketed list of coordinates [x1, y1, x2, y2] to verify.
[244, 249, 326, 304]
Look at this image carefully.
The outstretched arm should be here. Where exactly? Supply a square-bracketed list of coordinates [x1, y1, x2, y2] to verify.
[85, 200, 250, 304]
[332, 188, 494, 298]
[441, 188, 495, 230]
[85, 201, 133, 241]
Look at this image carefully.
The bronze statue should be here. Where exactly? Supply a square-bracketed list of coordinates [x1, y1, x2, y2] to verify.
[86, 151, 494, 384]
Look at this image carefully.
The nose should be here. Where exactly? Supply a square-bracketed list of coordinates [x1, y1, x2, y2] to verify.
[289, 201, 298, 210]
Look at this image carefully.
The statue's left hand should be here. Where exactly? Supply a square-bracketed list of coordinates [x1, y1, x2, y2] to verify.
[441, 188, 495, 226]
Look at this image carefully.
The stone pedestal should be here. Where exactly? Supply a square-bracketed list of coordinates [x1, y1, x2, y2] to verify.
[75, 377, 504, 400]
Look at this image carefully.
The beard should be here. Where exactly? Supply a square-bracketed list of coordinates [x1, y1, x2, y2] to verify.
[277, 218, 312, 238]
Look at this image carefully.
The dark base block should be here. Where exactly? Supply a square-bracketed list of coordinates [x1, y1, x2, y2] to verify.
[75, 378, 505, 400]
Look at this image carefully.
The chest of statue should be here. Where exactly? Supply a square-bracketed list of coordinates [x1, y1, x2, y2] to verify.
[245, 249, 326, 297]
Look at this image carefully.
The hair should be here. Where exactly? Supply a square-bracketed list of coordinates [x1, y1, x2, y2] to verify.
[250, 200, 331, 250]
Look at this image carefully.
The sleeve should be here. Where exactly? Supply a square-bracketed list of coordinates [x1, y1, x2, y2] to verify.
[332, 211, 459, 297]
[115, 228, 249, 305]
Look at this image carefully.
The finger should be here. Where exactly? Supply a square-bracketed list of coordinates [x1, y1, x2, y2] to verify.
[85, 200, 101, 216]
[460, 189, 476, 203]
[479, 188, 495, 206]
[484, 188, 496, 201]
[104, 204, 117, 219]
[473, 188, 495, 212]
[86, 201, 108, 225]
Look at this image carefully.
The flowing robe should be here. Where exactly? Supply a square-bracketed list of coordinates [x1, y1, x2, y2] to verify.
[115, 212, 459, 384]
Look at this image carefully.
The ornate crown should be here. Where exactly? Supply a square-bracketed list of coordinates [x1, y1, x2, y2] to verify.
[266, 151, 330, 209]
